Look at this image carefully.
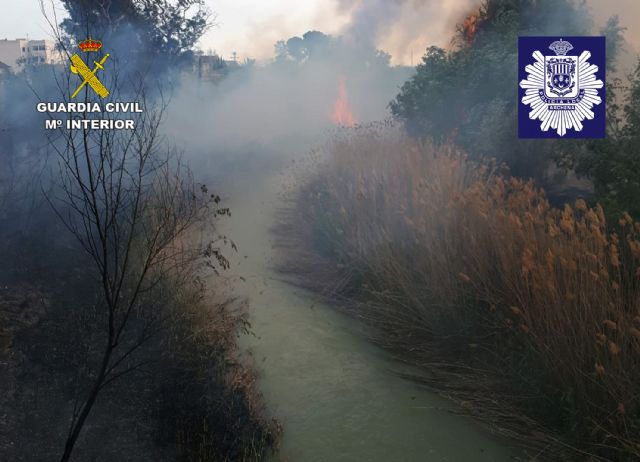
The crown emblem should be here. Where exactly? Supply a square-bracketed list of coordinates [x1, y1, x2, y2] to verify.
[549, 39, 573, 56]
[78, 37, 102, 53]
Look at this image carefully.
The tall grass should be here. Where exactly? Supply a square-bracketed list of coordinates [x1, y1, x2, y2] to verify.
[159, 289, 281, 462]
[284, 126, 640, 460]
[148, 225, 281, 461]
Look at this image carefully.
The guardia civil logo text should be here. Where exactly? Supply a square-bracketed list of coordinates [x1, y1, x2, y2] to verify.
[518, 36, 606, 138]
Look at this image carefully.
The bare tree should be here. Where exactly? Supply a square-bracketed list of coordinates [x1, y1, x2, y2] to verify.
[28, 4, 234, 459]
[45, 88, 229, 461]
[31, 14, 229, 458]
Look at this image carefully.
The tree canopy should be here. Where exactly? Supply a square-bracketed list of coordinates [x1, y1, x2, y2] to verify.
[391, 0, 640, 219]
[58, 0, 210, 68]
[390, 0, 593, 179]
[274, 30, 392, 70]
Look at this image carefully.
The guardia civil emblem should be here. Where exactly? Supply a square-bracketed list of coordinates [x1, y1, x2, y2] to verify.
[519, 37, 605, 138]
[69, 38, 110, 99]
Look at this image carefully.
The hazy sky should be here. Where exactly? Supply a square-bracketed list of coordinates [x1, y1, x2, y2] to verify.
[0, 0, 638, 65]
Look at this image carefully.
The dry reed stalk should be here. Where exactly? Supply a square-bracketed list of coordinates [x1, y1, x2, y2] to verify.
[281, 126, 640, 461]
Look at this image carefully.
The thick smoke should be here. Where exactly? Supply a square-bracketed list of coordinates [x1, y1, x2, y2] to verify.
[337, 0, 406, 47]
[336, 0, 477, 64]
[4, 0, 640, 192]
[199, 0, 479, 65]
[587, 0, 640, 51]
[162, 37, 412, 181]
[200, 0, 640, 66]
[340, 0, 640, 65]
[162, 0, 640, 187]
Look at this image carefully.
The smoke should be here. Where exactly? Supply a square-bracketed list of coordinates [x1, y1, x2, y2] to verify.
[200, 0, 640, 67]
[336, 0, 478, 64]
[185, 0, 488, 166]
[162, 39, 412, 183]
[587, 0, 640, 52]
[338, 0, 640, 65]
[199, 0, 480, 65]
[336, 0, 406, 47]
[4, 0, 639, 192]
[163, 0, 640, 186]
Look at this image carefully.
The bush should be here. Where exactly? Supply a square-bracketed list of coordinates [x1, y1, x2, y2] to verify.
[390, 0, 593, 180]
[558, 55, 640, 221]
[284, 127, 640, 460]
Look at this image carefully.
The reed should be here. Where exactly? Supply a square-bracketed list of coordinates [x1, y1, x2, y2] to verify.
[284, 126, 640, 460]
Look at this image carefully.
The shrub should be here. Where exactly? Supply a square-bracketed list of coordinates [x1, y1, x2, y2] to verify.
[390, 0, 593, 180]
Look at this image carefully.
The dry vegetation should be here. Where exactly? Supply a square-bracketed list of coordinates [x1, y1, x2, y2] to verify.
[283, 126, 640, 461]
[151, 271, 281, 462]
[0, 201, 280, 461]
[0, 101, 280, 460]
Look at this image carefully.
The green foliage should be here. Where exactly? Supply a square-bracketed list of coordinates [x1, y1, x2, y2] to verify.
[567, 60, 640, 220]
[392, 0, 640, 219]
[555, 17, 640, 220]
[59, 0, 210, 66]
[390, 0, 593, 179]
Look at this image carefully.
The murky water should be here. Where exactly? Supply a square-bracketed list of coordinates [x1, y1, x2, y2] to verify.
[220, 163, 515, 462]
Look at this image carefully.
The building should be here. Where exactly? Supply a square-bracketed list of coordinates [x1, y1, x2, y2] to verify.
[0, 39, 28, 70]
[0, 38, 63, 71]
[189, 52, 247, 83]
[191, 54, 231, 82]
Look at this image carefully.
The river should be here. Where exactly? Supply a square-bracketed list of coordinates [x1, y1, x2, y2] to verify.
[218, 159, 516, 462]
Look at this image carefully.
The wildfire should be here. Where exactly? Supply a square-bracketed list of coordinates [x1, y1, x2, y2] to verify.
[462, 14, 479, 43]
[331, 76, 356, 127]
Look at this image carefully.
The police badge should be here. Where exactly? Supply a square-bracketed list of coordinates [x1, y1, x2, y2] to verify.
[518, 37, 606, 138]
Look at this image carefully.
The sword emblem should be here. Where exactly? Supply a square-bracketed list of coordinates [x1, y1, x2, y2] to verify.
[69, 38, 110, 99]
[70, 54, 110, 99]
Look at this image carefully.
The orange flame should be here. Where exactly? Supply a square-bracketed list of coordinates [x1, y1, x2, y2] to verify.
[462, 14, 479, 43]
[331, 76, 356, 127]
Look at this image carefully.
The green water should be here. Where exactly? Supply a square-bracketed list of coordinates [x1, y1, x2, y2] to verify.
[220, 165, 516, 462]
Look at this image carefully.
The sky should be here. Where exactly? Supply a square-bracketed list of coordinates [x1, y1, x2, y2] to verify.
[0, 0, 638, 65]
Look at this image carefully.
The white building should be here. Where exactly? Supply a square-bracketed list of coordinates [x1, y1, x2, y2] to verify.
[0, 38, 63, 71]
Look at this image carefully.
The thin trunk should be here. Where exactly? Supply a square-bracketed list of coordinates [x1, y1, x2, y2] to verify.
[59, 344, 113, 462]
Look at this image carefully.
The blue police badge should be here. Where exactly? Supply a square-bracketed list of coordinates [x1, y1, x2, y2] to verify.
[519, 37, 605, 138]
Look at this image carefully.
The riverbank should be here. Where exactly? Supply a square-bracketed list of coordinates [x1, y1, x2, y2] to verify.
[0, 195, 278, 461]
[280, 127, 640, 461]
[217, 156, 516, 461]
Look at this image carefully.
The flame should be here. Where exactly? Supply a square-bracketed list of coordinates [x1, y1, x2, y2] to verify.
[462, 14, 479, 43]
[331, 76, 356, 127]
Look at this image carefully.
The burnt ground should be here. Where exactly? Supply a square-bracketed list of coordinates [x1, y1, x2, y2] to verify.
[0, 215, 170, 461]
[0, 209, 278, 461]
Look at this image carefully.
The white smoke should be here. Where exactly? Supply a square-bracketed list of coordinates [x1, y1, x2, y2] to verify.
[587, 0, 640, 51]
[336, 0, 478, 64]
